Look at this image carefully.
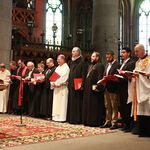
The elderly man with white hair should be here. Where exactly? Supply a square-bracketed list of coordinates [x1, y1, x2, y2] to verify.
[67, 47, 88, 124]
[128, 44, 150, 137]
[24, 61, 37, 115]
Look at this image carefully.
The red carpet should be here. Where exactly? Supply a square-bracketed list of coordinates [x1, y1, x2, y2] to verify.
[0, 115, 115, 147]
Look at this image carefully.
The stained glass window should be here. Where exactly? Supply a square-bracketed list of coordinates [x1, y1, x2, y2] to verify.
[139, 0, 150, 54]
[46, 0, 62, 45]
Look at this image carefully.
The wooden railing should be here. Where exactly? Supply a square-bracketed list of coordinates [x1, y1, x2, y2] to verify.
[12, 7, 35, 41]
[12, 7, 35, 27]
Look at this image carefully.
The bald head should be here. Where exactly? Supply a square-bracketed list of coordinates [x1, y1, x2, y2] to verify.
[134, 44, 146, 58]
[46, 58, 54, 64]
[72, 47, 82, 59]
[46, 58, 54, 68]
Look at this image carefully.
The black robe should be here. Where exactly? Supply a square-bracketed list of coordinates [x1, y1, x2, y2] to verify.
[67, 57, 88, 124]
[24, 68, 39, 115]
[29, 71, 45, 117]
[82, 62, 105, 127]
[12, 66, 28, 114]
[40, 66, 56, 118]
[118, 58, 135, 129]
[7, 68, 17, 113]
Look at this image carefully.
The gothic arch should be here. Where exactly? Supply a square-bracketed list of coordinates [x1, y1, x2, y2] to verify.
[119, 0, 131, 47]
[132, 0, 144, 44]
[133, 0, 150, 52]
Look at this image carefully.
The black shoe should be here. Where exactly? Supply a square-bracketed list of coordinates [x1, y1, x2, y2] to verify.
[100, 124, 112, 128]
[138, 134, 150, 137]
[124, 128, 131, 133]
[131, 128, 139, 135]
[110, 124, 118, 130]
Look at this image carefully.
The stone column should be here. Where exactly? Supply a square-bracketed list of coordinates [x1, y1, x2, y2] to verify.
[34, 0, 45, 41]
[92, 0, 119, 63]
[0, 0, 12, 66]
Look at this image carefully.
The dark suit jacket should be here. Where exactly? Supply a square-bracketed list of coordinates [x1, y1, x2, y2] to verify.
[118, 58, 135, 91]
[104, 60, 120, 93]
[25, 68, 38, 93]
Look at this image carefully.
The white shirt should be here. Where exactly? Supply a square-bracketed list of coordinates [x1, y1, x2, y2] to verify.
[120, 58, 130, 70]
[106, 60, 116, 75]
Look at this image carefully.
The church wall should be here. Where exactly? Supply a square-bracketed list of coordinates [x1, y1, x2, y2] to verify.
[0, 0, 12, 66]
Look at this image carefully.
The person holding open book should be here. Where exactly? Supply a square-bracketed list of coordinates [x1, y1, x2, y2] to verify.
[30, 62, 45, 117]
[82, 52, 105, 127]
[128, 44, 150, 137]
[24, 61, 38, 115]
[117, 47, 135, 132]
[12, 59, 28, 114]
[100, 51, 120, 129]
[7, 61, 18, 113]
[67, 47, 88, 124]
[40, 58, 56, 119]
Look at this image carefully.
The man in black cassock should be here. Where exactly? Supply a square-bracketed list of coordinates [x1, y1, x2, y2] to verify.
[67, 47, 88, 124]
[12, 59, 28, 114]
[40, 58, 56, 119]
[29, 62, 45, 117]
[24, 61, 38, 115]
[82, 52, 105, 127]
[7, 61, 17, 113]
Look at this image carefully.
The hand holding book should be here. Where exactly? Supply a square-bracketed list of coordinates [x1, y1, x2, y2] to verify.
[74, 78, 82, 90]
[97, 74, 122, 84]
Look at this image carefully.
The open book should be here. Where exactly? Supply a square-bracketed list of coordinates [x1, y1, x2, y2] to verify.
[134, 70, 147, 76]
[33, 73, 44, 81]
[97, 74, 123, 84]
[117, 69, 133, 75]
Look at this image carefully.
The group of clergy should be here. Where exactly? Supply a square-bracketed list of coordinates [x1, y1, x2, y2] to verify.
[0, 44, 150, 137]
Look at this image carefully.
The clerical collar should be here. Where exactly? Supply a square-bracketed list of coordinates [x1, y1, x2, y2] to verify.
[141, 54, 147, 59]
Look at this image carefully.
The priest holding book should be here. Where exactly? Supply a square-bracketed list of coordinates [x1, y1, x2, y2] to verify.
[128, 44, 150, 137]
[67, 47, 88, 124]
[40, 58, 56, 119]
[51, 54, 70, 122]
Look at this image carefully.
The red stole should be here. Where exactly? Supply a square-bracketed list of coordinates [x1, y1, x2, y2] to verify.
[18, 66, 27, 107]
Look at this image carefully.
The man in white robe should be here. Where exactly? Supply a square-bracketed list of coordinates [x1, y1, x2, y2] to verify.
[51, 54, 70, 122]
[128, 44, 150, 137]
[0, 63, 11, 113]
